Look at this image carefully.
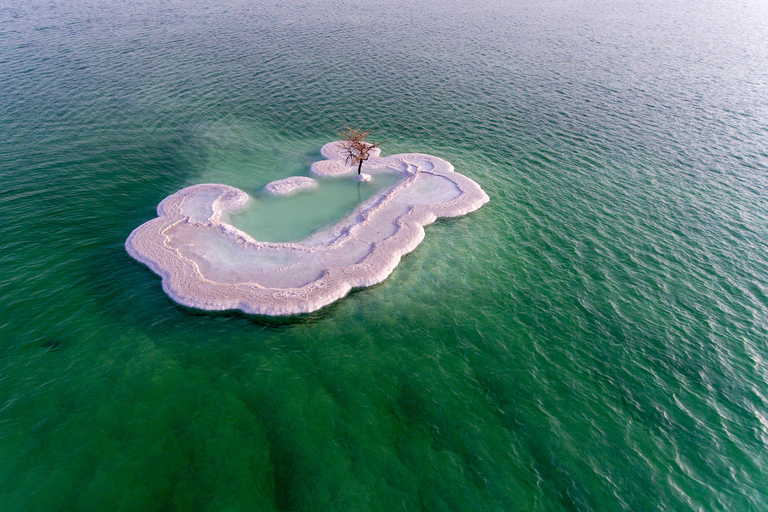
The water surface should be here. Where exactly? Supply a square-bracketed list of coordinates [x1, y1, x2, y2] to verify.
[226, 172, 403, 243]
[1, 0, 767, 510]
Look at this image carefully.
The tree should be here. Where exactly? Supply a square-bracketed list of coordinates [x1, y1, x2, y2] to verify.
[339, 127, 380, 175]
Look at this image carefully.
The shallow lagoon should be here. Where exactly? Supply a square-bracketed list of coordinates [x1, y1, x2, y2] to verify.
[226, 172, 403, 243]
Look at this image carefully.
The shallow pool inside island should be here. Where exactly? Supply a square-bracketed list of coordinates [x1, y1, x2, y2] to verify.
[223, 171, 404, 242]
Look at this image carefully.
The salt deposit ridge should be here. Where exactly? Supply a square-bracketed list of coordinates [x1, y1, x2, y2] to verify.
[126, 141, 489, 315]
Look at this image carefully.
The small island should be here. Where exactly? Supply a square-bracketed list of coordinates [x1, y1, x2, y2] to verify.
[125, 141, 489, 315]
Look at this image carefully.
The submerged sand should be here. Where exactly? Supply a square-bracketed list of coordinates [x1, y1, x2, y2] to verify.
[125, 141, 489, 315]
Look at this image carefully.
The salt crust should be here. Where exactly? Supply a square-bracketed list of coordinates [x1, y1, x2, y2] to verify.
[264, 176, 318, 195]
[126, 141, 490, 315]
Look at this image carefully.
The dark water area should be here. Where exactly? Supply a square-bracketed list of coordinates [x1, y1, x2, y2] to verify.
[1, 0, 767, 510]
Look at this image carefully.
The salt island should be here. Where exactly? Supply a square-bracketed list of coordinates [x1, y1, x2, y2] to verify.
[125, 141, 489, 315]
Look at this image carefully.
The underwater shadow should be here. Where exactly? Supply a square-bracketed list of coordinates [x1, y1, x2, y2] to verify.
[169, 293, 351, 329]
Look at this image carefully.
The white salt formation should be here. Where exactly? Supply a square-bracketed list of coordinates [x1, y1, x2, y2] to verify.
[264, 176, 318, 195]
[126, 142, 489, 315]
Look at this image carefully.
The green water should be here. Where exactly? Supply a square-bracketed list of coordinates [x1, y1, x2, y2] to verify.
[2, 0, 768, 511]
[226, 172, 403, 243]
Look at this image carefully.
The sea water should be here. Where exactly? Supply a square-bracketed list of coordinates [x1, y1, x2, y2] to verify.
[1, 0, 767, 510]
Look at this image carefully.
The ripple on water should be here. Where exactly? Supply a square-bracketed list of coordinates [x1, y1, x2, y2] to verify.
[2, 0, 768, 510]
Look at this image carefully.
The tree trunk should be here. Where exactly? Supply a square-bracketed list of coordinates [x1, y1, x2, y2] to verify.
[357, 159, 363, 175]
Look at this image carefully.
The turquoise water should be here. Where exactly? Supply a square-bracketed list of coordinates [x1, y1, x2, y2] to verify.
[226, 172, 403, 243]
[2, 0, 768, 510]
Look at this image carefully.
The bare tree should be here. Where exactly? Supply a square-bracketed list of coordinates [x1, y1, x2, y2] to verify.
[339, 127, 380, 175]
